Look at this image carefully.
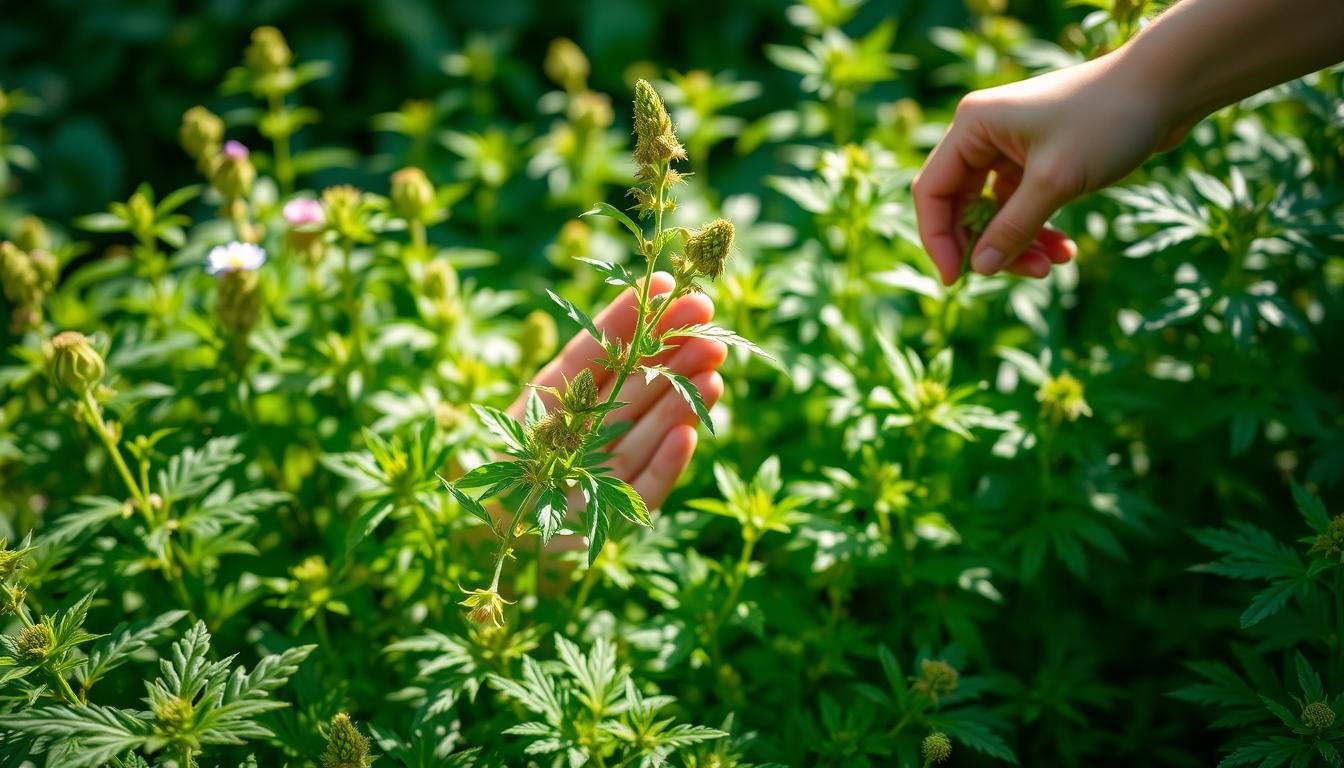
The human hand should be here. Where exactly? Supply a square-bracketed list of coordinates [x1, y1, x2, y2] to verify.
[509, 272, 726, 512]
[913, 54, 1191, 285]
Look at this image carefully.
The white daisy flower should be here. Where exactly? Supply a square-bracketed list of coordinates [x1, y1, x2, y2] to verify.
[206, 242, 267, 275]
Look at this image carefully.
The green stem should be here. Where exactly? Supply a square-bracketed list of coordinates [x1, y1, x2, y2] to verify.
[50, 669, 81, 706]
[489, 485, 543, 593]
[569, 562, 600, 621]
[410, 220, 428, 256]
[268, 93, 293, 195]
[81, 391, 151, 523]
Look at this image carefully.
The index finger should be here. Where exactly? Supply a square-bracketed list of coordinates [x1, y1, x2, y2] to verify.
[913, 119, 997, 286]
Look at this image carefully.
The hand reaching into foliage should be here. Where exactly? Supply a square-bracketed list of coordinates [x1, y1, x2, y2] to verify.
[914, 0, 1344, 285]
[509, 273, 726, 512]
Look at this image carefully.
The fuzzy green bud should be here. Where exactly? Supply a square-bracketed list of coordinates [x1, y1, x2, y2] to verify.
[521, 310, 558, 365]
[961, 195, 998, 235]
[16, 621, 54, 663]
[216, 270, 262, 339]
[155, 696, 194, 730]
[245, 26, 292, 73]
[545, 38, 590, 93]
[561, 368, 599, 413]
[180, 106, 225, 161]
[914, 659, 959, 703]
[633, 79, 684, 168]
[50, 331, 105, 397]
[0, 542, 25, 582]
[321, 712, 374, 768]
[1038, 372, 1092, 423]
[211, 141, 256, 200]
[683, 218, 735, 280]
[390, 167, 436, 223]
[422, 260, 459, 303]
[1302, 701, 1336, 730]
[1311, 515, 1344, 563]
[530, 411, 586, 455]
[1, 242, 44, 312]
[11, 216, 49, 253]
[321, 185, 368, 242]
[922, 732, 952, 764]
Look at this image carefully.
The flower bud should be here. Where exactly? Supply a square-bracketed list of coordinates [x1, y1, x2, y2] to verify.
[435, 402, 465, 432]
[211, 141, 256, 200]
[180, 106, 225, 161]
[422, 260, 459, 302]
[1310, 515, 1344, 563]
[16, 621, 54, 663]
[50, 331, 106, 397]
[1038, 372, 1092, 423]
[529, 411, 586, 455]
[1302, 701, 1336, 730]
[521, 309, 558, 364]
[390, 167, 436, 223]
[1, 242, 42, 309]
[922, 732, 952, 764]
[11, 216, 49, 253]
[914, 658, 959, 703]
[569, 90, 614, 131]
[321, 185, 367, 241]
[633, 79, 684, 168]
[283, 198, 326, 258]
[683, 218, 734, 280]
[321, 712, 374, 768]
[562, 368, 598, 413]
[459, 587, 514, 629]
[545, 38, 590, 93]
[154, 696, 194, 730]
[0, 543, 24, 582]
[245, 26, 292, 73]
[960, 195, 998, 235]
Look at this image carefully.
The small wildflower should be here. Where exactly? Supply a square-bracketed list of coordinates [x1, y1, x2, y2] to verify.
[245, 26, 292, 74]
[913, 659, 959, 703]
[680, 218, 735, 281]
[1302, 700, 1336, 730]
[390, 167, 436, 223]
[561, 368, 599, 414]
[459, 586, 514, 628]
[211, 141, 256, 200]
[16, 620, 54, 663]
[545, 38, 590, 93]
[180, 106, 225, 161]
[1037, 372, 1092, 423]
[207, 242, 267, 275]
[921, 732, 952, 764]
[321, 712, 374, 768]
[49, 331, 105, 397]
[284, 198, 326, 228]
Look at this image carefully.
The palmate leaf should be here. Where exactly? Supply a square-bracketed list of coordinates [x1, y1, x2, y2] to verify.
[1219, 735, 1313, 768]
[641, 365, 714, 434]
[1171, 660, 1273, 728]
[157, 436, 244, 503]
[1190, 520, 1310, 627]
[78, 610, 189, 689]
[924, 707, 1018, 763]
[471, 405, 527, 452]
[0, 704, 151, 768]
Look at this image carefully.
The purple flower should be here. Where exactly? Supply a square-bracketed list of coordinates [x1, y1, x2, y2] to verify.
[283, 198, 326, 227]
[222, 140, 250, 160]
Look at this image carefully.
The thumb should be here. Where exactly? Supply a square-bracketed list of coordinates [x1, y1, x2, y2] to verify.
[971, 165, 1072, 275]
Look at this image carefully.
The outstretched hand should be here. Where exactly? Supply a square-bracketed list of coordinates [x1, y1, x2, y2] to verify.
[510, 272, 726, 512]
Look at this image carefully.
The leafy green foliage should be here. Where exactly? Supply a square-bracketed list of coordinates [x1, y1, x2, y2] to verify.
[0, 3, 1341, 767]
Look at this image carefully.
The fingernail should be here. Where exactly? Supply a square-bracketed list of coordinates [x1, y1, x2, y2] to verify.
[972, 248, 1005, 274]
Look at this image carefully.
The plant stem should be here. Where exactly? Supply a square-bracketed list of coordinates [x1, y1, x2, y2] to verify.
[268, 93, 293, 195]
[81, 391, 151, 523]
[410, 220, 427, 256]
[489, 484, 543, 592]
[50, 670, 81, 705]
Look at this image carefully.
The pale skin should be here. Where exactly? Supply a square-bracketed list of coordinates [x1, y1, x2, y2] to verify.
[914, 0, 1344, 285]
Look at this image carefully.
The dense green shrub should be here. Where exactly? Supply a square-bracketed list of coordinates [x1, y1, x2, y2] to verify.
[1, 2, 1342, 766]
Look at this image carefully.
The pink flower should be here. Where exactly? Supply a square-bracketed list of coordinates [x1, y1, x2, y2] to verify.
[283, 198, 325, 227]
[222, 140, 249, 160]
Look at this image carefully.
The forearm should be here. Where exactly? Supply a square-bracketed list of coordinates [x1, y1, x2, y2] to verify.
[1116, 0, 1344, 128]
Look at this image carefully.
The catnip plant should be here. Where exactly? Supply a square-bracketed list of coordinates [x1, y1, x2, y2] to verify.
[443, 80, 769, 628]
